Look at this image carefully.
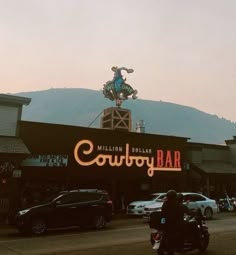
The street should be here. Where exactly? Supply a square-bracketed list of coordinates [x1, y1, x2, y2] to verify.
[0, 212, 236, 255]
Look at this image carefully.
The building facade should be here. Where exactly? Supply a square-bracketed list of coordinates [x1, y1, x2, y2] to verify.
[0, 94, 31, 222]
[18, 120, 188, 211]
[1, 94, 236, 222]
[186, 139, 236, 198]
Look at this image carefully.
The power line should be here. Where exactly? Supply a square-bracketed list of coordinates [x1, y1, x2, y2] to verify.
[88, 110, 104, 128]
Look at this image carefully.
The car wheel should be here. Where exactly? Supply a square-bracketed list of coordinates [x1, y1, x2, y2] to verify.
[227, 205, 234, 212]
[204, 207, 213, 220]
[93, 215, 106, 230]
[31, 218, 47, 235]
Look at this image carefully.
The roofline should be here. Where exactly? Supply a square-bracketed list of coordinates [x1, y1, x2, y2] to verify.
[225, 136, 236, 145]
[187, 141, 228, 149]
[0, 94, 31, 106]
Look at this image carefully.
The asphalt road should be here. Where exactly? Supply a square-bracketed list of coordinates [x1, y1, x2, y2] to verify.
[50, 231, 236, 255]
[0, 212, 236, 255]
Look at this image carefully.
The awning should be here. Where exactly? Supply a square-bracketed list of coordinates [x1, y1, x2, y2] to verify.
[0, 137, 30, 154]
[194, 161, 236, 174]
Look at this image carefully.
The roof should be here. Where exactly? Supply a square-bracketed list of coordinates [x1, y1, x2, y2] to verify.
[180, 192, 207, 197]
[0, 94, 31, 106]
[194, 161, 236, 174]
[0, 137, 30, 154]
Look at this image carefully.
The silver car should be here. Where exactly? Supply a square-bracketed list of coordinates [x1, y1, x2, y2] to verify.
[126, 193, 166, 216]
[143, 192, 218, 220]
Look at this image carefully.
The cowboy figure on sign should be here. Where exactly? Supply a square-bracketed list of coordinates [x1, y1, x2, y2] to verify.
[103, 66, 138, 107]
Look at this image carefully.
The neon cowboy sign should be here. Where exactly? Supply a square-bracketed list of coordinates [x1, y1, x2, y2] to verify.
[74, 139, 182, 177]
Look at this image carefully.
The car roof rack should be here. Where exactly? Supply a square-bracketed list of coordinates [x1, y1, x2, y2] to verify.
[64, 189, 108, 194]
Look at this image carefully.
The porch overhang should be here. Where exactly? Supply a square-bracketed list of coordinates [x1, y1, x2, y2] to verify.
[0, 137, 30, 154]
[194, 161, 236, 175]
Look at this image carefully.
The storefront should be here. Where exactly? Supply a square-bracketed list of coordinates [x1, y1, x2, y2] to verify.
[0, 94, 31, 222]
[18, 120, 189, 211]
[0, 139, 30, 222]
[186, 141, 236, 199]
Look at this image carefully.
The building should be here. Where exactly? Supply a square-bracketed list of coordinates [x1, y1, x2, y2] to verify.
[187, 139, 236, 198]
[19, 120, 188, 211]
[1, 94, 236, 222]
[0, 94, 31, 221]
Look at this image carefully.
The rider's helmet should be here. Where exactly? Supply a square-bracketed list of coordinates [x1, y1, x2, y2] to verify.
[166, 190, 177, 201]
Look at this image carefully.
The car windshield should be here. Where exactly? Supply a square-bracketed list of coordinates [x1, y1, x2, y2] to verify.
[41, 193, 64, 203]
[150, 194, 166, 201]
[149, 194, 161, 200]
[155, 194, 166, 201]
[155, 198, 164, 202]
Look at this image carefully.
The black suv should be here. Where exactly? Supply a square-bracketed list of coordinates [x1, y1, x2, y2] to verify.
[15, 189, 113, 235]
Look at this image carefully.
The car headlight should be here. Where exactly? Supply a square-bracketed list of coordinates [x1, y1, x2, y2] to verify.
[18, 209, 30, 215]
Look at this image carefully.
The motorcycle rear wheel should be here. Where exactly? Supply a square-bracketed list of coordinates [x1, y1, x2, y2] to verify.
[198, 233, 209, 252]
[157, 249, 164, 255]
[157, 250, 174, 255]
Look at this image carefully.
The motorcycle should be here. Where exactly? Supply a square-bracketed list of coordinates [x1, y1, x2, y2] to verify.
[150, 209, 210, 254]
[218, 192, 235, 212]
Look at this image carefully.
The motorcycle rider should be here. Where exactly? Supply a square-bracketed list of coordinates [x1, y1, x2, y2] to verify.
[111, 66, 133, 94]
[160, 190, 186, 255]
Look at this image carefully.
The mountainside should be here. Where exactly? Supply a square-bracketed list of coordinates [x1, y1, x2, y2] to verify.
[16, 88, 236, 144]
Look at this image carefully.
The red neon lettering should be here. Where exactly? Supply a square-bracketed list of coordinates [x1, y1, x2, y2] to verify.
[164, 150, 172, 167]
[174, 151, 181, 168]
[157, 150, 163, 167]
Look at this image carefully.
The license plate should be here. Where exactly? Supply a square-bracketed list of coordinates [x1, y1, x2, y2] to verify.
[152, 241, 160, 250]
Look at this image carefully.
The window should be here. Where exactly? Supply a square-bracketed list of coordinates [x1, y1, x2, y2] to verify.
[56, 193, 80, 204]
[79, 192, 102, 202]
[192, 194, 206, 202]
[184, 194, 206, 202]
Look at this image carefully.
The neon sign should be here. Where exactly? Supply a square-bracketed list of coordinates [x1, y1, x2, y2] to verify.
[74, 139, 182, 177]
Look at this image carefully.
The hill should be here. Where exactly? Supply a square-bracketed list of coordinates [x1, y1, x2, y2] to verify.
[16, 88, 236, 144]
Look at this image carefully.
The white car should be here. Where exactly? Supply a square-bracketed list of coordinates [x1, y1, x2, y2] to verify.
[143, 192, 218, 220]
[126, 193, 166, 216]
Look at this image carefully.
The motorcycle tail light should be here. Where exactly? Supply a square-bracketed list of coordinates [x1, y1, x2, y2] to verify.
[154, 232, 160, 240]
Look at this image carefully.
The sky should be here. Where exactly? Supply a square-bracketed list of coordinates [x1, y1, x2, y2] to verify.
[1, 0, 236, 122]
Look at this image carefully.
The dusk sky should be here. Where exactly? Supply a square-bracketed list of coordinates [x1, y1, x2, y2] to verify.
[1, 0, 236, 122]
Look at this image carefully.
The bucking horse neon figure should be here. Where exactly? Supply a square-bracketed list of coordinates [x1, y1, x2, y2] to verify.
[103, 66, 138, 107]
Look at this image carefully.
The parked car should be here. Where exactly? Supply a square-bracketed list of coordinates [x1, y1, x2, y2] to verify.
[126, 192, 166, 216]
[143, 192, 218, 220]
[15, 189, 113, 235]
